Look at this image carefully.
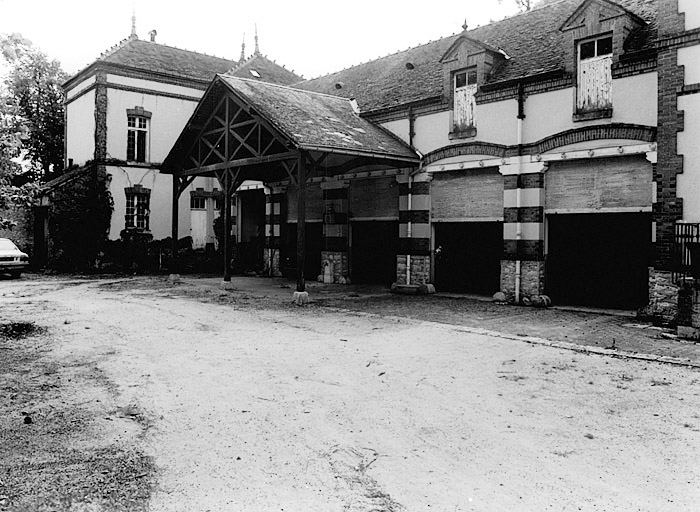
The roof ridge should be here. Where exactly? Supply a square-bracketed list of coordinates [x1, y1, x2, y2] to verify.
[99, 36, 236, 64]
[301, 2, 576, 82]
[98, 35, 138, 60]
[227, 53, 258, 73]
[221, 74, 350, 102]
[303, 33, 460, 82]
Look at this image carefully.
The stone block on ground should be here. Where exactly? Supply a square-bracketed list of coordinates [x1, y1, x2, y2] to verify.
[293, 291, 309, 306]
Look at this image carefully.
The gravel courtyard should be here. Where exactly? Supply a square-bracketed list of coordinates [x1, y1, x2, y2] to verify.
[1, 275, 699, 511]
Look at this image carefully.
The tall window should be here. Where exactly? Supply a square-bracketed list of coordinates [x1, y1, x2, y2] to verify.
[127, 115, 148, 162]
[125, 186, 150, 230]
[577, 36, 613, 113]
[453, 67, 477, 133]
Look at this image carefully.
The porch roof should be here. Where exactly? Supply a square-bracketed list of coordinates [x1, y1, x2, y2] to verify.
[161, 75, 419, 181]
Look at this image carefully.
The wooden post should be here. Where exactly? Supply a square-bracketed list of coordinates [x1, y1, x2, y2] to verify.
[296, 153, 306, 292]
[222, 170, 232, 282]
[171, 176, 179, 270]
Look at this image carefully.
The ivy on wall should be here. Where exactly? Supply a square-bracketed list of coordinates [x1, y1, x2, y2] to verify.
[47, 165, 113, 271]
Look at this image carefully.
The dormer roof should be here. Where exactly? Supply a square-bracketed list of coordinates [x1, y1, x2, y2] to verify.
[561, 0, 646, 32]
[440, 35, 503, 63]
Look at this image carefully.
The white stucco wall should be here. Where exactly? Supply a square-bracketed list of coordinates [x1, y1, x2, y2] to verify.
[413, 111, 451, 153]
[679, 0, 700, 30]
[105, 85, 202, 163]
[677, 95, 700, 222]
[473, 100, 519, 146]
[395, 99, 518, 155]
[104, 75, 205, 163]
[65, 75, 96, 102]
[65, 89, 96, 166]
[611, 73, 658, 126]
[678, 46, 700, 85]
[520, 88, 573, 143]
[107, 74, 204, 99]
[107, 165, 209, 241]
[381, 119, 410, 146]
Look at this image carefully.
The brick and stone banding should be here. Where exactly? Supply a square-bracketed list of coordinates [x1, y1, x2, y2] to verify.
[395, 172, 431, 286]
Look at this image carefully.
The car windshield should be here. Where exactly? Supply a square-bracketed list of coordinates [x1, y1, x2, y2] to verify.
[0, 239, 19, 251]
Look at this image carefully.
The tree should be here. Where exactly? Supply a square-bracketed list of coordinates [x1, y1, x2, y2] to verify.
[0, 90, 36, 230]
[1, 33, 67, 180]
[498, 0, 533, 11]
[0, 34, 64, 229]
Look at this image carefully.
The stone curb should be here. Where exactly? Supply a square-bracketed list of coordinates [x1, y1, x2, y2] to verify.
[321, 307, 700, 369]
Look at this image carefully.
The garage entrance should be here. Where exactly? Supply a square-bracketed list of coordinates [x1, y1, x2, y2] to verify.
[283, 222, 323, 280]
[546, 213, 650, 309]
[351, 221, 398, 285]
[235, 189, 266, 272]
[434, 222, 502, 294]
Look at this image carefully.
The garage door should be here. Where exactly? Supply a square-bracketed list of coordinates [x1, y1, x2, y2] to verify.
[282, 222, 323, 280]
[546, 213, 650, 309]
[351, 221, 398, 285]
[434, 222, 502, 294]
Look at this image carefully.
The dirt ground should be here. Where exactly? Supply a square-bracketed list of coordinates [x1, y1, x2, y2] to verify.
[1, 275, 699, 511]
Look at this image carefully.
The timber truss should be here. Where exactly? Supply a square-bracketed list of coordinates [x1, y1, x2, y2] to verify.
[161, 75, 420, 291]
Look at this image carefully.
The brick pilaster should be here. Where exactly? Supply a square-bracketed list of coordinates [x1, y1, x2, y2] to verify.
[395, 172, 431, 286]
[94, 72, 108, 162]
[499, 161, 548, 301]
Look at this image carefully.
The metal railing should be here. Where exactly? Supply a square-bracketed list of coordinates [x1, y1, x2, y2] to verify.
[673, 223, 700, 284]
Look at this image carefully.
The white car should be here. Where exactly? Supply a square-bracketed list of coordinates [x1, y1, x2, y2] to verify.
[0, 238, 29, 278]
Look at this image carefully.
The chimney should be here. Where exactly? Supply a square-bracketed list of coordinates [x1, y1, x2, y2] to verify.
[149, 29, 157, 42]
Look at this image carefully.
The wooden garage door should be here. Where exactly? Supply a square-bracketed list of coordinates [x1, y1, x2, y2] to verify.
[546, 156, 652, 211]
[431, 168, 503, 221]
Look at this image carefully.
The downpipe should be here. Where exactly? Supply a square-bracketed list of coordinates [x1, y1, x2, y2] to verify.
[406, 174, 412, 286]
[514, 82, 525, 304]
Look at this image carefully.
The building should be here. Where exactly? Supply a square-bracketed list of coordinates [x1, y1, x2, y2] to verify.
[62, 0, 700, 318]
[654, 0, 700, 327]
[61, 21, 300, 253]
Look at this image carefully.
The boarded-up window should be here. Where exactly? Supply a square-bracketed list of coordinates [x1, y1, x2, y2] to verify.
[349, 177, 398, 219]
[577, 36, 612, 112]
[454, 68, 477, 131]
[432, 168, 503, 221]
[545, 156, 652, 212]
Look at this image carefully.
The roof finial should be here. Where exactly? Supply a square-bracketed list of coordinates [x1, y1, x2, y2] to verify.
[254, 24, 260, 55]
[240, 33, 246, 62]
[462, 18, 468, 32]
[131, 10, 138, 39]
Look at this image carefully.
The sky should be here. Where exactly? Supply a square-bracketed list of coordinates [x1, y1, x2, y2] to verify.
[0, 0, 525, 80]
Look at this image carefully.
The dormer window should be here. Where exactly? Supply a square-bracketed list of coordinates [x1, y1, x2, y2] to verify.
[576, 35, 612, 116]
[453, 67, 477, 135]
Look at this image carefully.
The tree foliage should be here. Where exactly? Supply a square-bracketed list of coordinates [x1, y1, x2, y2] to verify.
[499, 0, 556, 12]
[0, 34, 66, 230]
[1, 33, 67, 179]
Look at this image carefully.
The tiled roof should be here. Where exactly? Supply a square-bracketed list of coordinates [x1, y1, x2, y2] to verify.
[65, 38, 301, 89]
[297, 0, 657, 113]
[226, 53, 303, 86]
[219, 76, 417, 160]
[99, 38, 236, 82]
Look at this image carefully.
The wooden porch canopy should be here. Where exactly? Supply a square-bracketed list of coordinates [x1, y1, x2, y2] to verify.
[161, 75, 420, 292]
